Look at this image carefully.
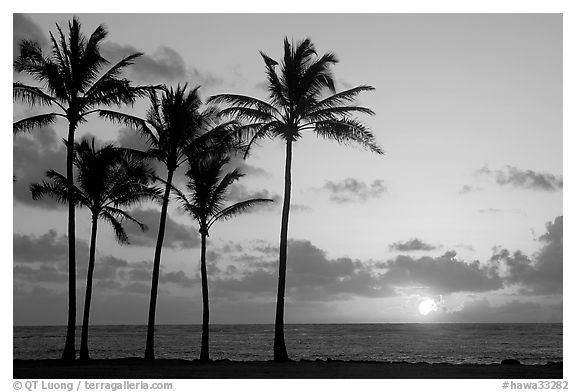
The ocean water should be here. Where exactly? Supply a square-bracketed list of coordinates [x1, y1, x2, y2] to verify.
[13, 323, 562, 364]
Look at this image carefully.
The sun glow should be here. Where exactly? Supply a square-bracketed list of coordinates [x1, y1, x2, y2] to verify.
[418, 298, 438, 316]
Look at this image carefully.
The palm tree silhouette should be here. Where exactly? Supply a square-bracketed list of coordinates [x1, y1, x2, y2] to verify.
[169, 154, 273, 361]
[31, 138, 159, 360]
[101, 84, 239, 359]
[13, 17, 151, 360]
[209, 37, 383, 361]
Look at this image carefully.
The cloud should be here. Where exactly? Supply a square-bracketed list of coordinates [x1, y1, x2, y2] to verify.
[123, 208, 200, 249]
[476, 165, 562, 191]
[489, 216, 562, 295]
[319, 178, 387, 203]
[378, 251, 503, 294]
[161, 270, 197, 287]
[389, 238, 437, 252]
[13, 127, 67, 209]
[14, 265, 68, 283]
[13, 14, 47, 59]
[213, 240, 395, 301]
[227, 184, 280, 203]
[226, 151, 271, 178]
[478, 208, 502, 214]
[93, 256, 130, 280]
[458, 185, 483, 195]
[101, 43, 223, 87]
[14, 230, 90, 264]
[101, 43, 186, 82]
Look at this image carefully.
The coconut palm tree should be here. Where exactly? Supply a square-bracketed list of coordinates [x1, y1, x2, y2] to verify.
[169, 154, 272, 361]
[30, 138, 159, 360]
[13, 17, 152, 359]
[100, 84, 239, 359]
[208, 37, 383, 361]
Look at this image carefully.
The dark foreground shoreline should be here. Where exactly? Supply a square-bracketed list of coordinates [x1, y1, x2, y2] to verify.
[14, 358, 563, 379]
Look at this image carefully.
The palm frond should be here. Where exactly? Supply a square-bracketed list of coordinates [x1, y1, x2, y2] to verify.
[13, 83, 64, 110]
[103, 206, 148, 233]
[314, 118, 384, 154]
[30, 180, 69, 205]
[97, 109, 154, 140]
[101, 210, 129, 244]
[208, 94, 280, 116]
[13, 113, 61, 134]
[307, 86, 375, 112]
[209, 198, 274, 227]
[304, 106, 375, 122]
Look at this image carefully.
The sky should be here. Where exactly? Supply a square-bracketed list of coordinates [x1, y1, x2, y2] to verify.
[12, 13, 563, 325]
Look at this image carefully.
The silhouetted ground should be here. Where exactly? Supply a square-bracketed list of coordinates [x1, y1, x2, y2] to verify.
[13, 358, 562, 379]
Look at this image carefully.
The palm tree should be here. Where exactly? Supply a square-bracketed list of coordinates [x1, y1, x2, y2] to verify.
[100, 84, 239, 359]
[170, 154, 272, 361]
[13, 17, 152, 359]
[30, 139, 159, 360]
[208, 38, 383, 361]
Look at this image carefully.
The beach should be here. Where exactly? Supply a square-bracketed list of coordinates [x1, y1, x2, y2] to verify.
[13, 358, 563, 379]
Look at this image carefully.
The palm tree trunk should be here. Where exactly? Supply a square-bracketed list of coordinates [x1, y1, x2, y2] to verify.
[62, 121, 77, 360]
[274, 139, 292, 362]
[80, 214, 98, 360]
[145, 169, 174, 360]
[199, 230, 210, 362]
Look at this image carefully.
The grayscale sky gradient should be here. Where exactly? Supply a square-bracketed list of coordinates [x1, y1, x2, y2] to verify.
[13, 13, 562, 325]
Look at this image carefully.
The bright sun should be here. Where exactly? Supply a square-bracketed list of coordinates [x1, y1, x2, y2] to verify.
[418, 298, 438, 315]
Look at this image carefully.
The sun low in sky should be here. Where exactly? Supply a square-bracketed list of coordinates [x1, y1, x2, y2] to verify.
[13, 13, 562, 325]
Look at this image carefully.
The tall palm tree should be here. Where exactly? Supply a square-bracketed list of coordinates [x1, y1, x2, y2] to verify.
[170, 154, 272, 361]
[101, 84, 239, 359]
[208, 38, 383, 361]
[30, 139, 159, 360]
[13, 17, 152, 359]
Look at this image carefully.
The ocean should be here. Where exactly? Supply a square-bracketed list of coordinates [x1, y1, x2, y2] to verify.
[13, 323, 562, 364]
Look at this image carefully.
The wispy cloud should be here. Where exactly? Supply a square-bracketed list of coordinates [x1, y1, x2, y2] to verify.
[458, 185, 483, 195]
[389, 238, 438, 252]
[318, 178, 387, 203]
[475, 165, 562, 191]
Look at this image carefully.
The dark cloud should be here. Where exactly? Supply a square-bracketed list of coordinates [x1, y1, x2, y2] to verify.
[378, 251, 503, 294]
[458, 185, 483, 195]
[13, 127, 67, 209]
[102, 43, 186, 82]
[101, 43, 223, 87]
[14, 230, 89, 264]
[93, 256, 130, 280]
[476, 165, 562, 191]
[14, 265, 67, 283]
[13, 14, 47, 60]
[227, 184, 280, 203]
[161, 270, 197, 287]
[213, 240, 395, 301]
[490, 216, 562, 295]
[123, 208, 200, 249]
[319, 178, 387, 203]
[389, 238, 437, 252]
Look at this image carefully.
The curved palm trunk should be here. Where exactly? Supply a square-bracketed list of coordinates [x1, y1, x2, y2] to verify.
[80, 214, 98, 360]
[273, 139, 292, 362]
[199, 231, 210, 362]
[145, 169, 174, 360]
[62, 121, 77, 360]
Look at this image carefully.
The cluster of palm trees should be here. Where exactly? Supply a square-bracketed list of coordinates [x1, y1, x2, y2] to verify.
[14, 17, 382, 362]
